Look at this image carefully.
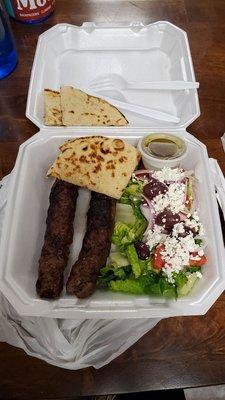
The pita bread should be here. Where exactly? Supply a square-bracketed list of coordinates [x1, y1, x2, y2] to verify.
[60, 86, 128, 126]
[44, 89, 63, 126]
[47, 136, 140, 199]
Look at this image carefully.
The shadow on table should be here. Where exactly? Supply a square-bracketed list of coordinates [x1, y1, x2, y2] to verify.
[86, 388, 186, 400]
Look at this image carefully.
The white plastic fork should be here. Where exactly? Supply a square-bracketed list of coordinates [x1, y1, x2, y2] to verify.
[89, 74, 199, 91]
[82, 88, 180, 123]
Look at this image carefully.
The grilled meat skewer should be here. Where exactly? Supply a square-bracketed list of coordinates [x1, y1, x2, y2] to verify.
[66, 191, 116, 298]
[36, 179, 78, 298]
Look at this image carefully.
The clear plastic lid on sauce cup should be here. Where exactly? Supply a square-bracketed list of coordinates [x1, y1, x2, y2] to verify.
[137, 133, 188, 170]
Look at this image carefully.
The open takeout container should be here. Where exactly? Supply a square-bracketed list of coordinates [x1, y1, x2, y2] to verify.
[0, 22, 224, 318]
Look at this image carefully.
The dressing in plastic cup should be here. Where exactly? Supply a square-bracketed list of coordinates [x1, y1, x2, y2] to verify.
[137, 133, 188, 169]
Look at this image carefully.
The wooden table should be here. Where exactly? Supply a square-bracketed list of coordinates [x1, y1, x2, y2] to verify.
[0, 1, 225, 398]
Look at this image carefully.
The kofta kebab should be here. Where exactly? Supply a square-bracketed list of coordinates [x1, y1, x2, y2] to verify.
[36, 136, 140, 299]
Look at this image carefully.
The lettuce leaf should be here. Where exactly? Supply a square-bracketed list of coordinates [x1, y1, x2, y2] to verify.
[119, 180, 144, 205]
[98, 265, 132, 285]
[109, 276, 176, 297]
[109, 277, 148, 294]
[173, 271, 188, 288]
[126, 245, 141, 278]
[111, 177, 147, 252]
[108, 270, 188, 299]
[109, 270, 161, 295]
[139, 257, 153, 273]
[111, 219, 147, 252]
[186, 266, 202, 273]
[115, 203, 136, 225]
[194, 239, 202, 246]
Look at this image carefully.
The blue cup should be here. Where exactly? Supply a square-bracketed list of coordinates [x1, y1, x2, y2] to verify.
[0, 2, 17, 79]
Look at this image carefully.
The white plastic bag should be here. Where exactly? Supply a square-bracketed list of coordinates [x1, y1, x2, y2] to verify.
[221, 133, 225, 153]
[209, 158, 225, 216]
[0, 174, 160, 369]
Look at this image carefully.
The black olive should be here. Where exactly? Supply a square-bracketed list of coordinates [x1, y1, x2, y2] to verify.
[155, 209, 180, 231]
[134, 241, 150, 260]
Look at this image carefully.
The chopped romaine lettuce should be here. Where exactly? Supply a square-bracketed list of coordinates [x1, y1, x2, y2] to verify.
[98, 265, 132, 285]
[132, 202, 145, 221]
[111, 219, 147, 252]
[177, 272, 199, 296]
[186, 266, 202, 273]
[119, 180, 144, 205]
[98, 266, 116, 284]
[112, 178, 147, 252]
[126, 245, 141, 278]
[109, 277, 147, 294]
[124, 181, 144, 197]
[195, 238, 202, 246]
[109, 271, 158, 295]
[108, 271, 175, 297]
[109, 252, 130, 267]
[139, 257, 153, 273]
[106, 269, 193, 299]
[115, 203, 136, 225]
[173, 271, 188, 288]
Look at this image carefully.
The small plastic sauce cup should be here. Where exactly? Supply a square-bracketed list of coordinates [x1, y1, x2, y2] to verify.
[137, 133, 188, 170]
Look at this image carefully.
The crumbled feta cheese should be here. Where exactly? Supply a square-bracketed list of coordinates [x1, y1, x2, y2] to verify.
[153, 182, 186, 213]
[162, 266, 176, 284]
[196, 271, 203, 279]
[185, 218, 199, 231]
[152, 167, 184, 183]
[185, 213, 204, 236]
[168, 183, 186, 213]
[192, 211, 200, 222]
[142, 167, 206, 285]
[172, 222, 185, 237]
[160, 233, 199, 281]
[198, 223, 205, 236]
[190, 255, 201, 261]
[152, 194, 170, 213]
[146, 225, 165, 250]
[180, 234, 199, 252]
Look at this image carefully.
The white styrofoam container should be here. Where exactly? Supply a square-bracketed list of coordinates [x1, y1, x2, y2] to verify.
[0, 127, 224, 318]
[26, 21, 200, 129]
[0, 22, 224, 318]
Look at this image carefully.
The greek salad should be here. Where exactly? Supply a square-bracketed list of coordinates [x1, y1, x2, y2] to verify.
[98, 166, 207, 299]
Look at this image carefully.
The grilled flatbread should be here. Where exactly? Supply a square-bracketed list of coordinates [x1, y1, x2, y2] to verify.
[47, 136, 140, 199]
[60, 86, 128, 126]
[44, 89, 62, 126]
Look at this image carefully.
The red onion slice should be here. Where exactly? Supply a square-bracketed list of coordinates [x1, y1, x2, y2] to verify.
[142, 195, 156, 232]
[134, 170, 152, 181]
[140, 204, 151, 220]
[179, 212, 188, 221]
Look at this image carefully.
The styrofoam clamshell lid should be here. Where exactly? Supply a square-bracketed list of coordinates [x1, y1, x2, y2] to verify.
[26, 21, 200, 130]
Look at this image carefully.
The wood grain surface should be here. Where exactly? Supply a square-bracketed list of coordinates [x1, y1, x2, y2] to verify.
[0, 1, 225, 398]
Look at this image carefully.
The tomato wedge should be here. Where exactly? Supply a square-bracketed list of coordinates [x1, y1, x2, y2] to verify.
[153, 244, 165, 270]
[189, 252, 207, 267]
